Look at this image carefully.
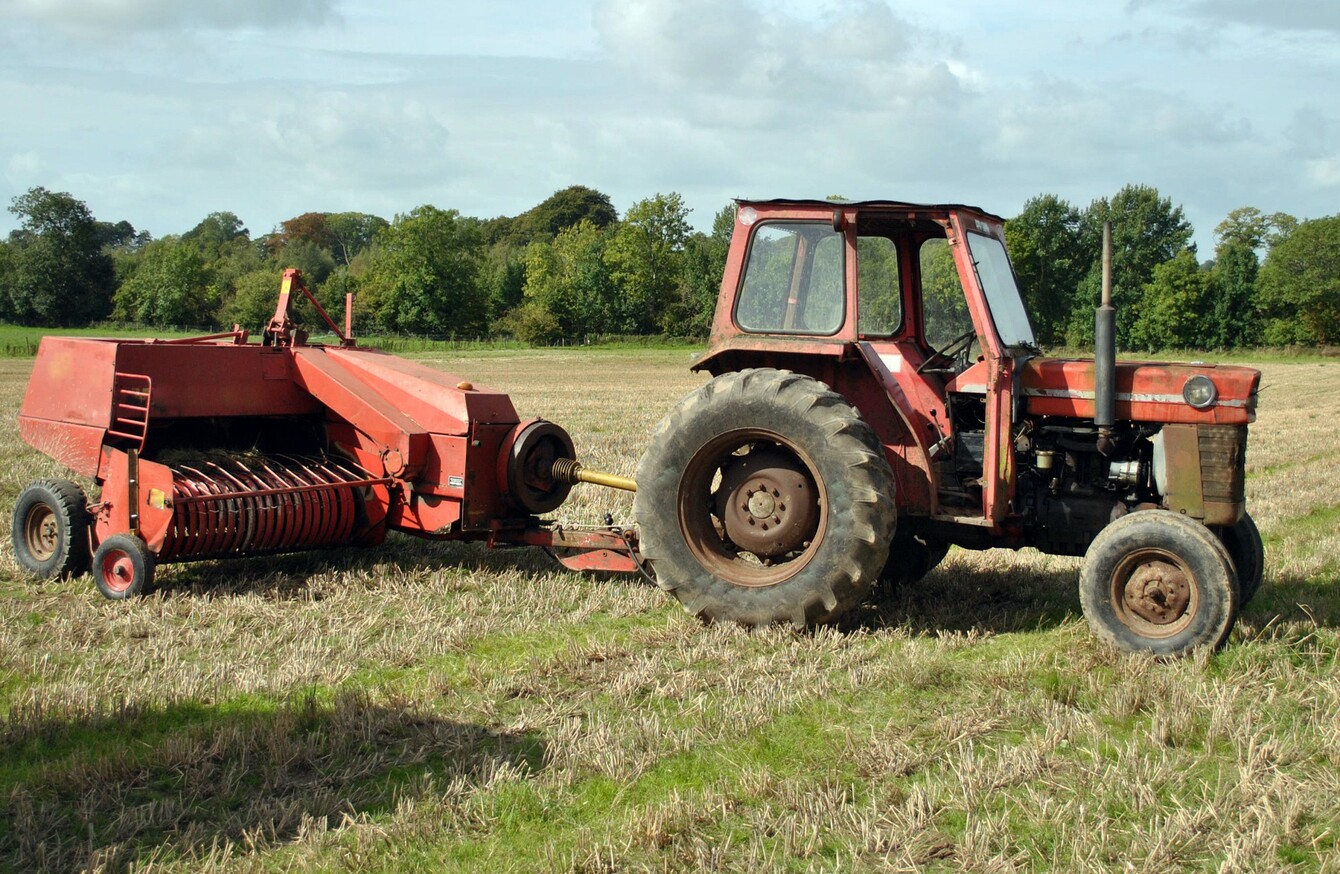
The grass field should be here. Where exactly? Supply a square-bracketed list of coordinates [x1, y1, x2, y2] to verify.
[1, 348, 1338, 873]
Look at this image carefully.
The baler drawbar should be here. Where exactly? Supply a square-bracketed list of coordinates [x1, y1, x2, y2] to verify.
[12, 269, 639, 597]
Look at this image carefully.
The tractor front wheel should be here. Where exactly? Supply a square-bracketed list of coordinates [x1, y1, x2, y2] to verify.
[1217, 512, 1264, 606]
[1080, 510, 1238, 656]
[92, 534, 156, 600]
[635, 369, 896, 628]
[12, 479, 91, 579]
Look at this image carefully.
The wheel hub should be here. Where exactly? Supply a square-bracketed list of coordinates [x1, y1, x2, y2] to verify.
[715, 448, 819, 559]
[1123, 560, 1191, 625]
[100, 552, 136, 593]
[24, 506, 58, 561]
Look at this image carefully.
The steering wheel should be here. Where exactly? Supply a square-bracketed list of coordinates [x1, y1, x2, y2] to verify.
[917, 329, 977, 374]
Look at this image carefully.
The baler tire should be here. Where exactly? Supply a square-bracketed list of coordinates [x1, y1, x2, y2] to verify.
[12, 479, 91, 579]
[92, 534, 156, 600]
[634, 368, 897, 628]
[1080, 510, 1238, 656]
[877, 533, 949, 593]
[1217, 512, 1264, 606]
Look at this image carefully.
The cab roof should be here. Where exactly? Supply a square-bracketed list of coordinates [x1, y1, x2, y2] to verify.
[736, 198, 1004, 223]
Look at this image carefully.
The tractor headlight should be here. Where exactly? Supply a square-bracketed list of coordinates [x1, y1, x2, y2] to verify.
[1183, 374, 1218, 410]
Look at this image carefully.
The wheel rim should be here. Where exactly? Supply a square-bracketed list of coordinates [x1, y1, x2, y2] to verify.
[678, 429, 826, 588]
[1110, 548, 1199, 639]
[23, 504, 60, 562]
[97, 549, 137, 594]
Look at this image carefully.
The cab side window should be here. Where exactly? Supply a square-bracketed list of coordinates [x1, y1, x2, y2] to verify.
[735, 222, 845, 335]
[857, 235, 901, 336]
[919, 238, 972, 348]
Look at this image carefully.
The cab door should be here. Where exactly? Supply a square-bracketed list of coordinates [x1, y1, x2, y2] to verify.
[944, 214, 1031, 526]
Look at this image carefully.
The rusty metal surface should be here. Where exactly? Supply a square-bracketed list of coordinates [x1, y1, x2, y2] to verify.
[715, 447, 818, 559]
[1122, 559, 1191, 626]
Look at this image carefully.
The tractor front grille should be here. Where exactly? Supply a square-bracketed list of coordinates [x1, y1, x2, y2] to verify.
[1198, 424, 1247, 506]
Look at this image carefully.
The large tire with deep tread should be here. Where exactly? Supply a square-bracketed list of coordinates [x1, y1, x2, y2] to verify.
[635, 368, 897, 628]
[12, 479, 91, 579]
[1080, 510, 1238, 656]
[1217, 512, 1263, 606]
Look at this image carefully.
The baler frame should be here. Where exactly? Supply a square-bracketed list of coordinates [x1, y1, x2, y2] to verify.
[13, 269, 640, 598]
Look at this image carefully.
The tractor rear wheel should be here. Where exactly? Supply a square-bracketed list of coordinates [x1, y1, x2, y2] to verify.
[12, 479, 91, 579]
[1080, 510, 1238, 656]
[635, 369, 896, 628]
[92, 534, 155, 600]
[1217, 512, 1264, 606]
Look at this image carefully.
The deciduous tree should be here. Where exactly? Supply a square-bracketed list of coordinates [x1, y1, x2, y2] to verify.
[1005, 195, 1087, 346]
[1129, 250, 1216, 350]
[604, 193, 690, 333]
[522, 220, 619, 337]
[326, 212, 388, 265]
[1211, 240, 1259, 348]
[1068, 185, 1193, 347]
[1256, 216, 1340, 345]
[361, 206, 487, 336]
[112, 238, 217, 327]
[673, 205, 734, 338]
[2, 187, 115, 325]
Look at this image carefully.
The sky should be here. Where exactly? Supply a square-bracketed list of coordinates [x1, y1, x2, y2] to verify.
[1, 0, 1337, 252]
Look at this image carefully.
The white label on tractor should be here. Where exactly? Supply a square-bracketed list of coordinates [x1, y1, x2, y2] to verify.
[448, 476, 465, 489]
[878, 353, 902, 373]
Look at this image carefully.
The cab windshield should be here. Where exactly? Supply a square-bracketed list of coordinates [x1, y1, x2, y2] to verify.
[966, 232, 1036, 349]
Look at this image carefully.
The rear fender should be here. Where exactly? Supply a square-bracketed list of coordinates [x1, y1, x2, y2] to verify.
[848, 344, 937, 514]
[693, 347, 936, 513]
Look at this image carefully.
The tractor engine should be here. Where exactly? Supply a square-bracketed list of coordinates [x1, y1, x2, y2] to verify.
[1015, 418, 1155, 556]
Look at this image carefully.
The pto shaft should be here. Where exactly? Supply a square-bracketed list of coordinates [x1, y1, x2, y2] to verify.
[552, 459, 637, 492]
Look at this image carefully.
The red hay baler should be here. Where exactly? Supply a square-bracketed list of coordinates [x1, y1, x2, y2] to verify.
[12, 270, 639, 597]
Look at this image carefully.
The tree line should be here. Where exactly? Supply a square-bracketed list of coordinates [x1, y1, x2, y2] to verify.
[1, 183, 1335, 349]
[1004, 185, 1334, 348]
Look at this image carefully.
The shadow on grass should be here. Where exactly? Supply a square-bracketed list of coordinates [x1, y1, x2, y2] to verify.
[840, 556, 1340, 639]
[1245, 569, 1340, 628]
[841, 553, 1085, 637]
[152, 533, 566, 600]
[0, 690, 545, 872]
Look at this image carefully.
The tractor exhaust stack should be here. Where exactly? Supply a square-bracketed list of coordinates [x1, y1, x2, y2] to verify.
[1094, 221, 1116, 454]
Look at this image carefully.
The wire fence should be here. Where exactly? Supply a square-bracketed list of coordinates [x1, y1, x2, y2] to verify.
[0, 325, 707, 358]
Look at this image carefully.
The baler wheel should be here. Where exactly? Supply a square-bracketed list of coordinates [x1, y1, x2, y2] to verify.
[635, 368, 896, 628]
[11, 479, 91, 579]
[1080, 510, 1238, 656]
[1217, 512, 1264, 606]
[92, 534, 156, 600]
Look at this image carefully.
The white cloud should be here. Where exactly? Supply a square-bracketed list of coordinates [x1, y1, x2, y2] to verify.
[1306, 157, 1340, 188]
[3, 0, 339, 33]
[593, 0, 935, 110]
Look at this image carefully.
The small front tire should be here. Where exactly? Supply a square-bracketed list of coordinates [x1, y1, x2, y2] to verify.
[1217, 512, 1263, 606]
[92, 534, 156, 600]
[1080, 510, 1238, 656]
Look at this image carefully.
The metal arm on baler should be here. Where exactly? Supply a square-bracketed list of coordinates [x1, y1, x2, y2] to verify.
[265, 268, 356, 348]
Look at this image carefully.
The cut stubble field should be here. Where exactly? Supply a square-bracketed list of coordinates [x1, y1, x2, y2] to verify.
[1, 348, 1338, 873]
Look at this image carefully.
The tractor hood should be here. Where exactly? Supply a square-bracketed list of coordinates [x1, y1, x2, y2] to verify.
[1017, 357, 1260, 426]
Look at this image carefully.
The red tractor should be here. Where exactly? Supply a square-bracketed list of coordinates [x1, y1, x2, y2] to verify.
[633, 199, 1261, 656]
